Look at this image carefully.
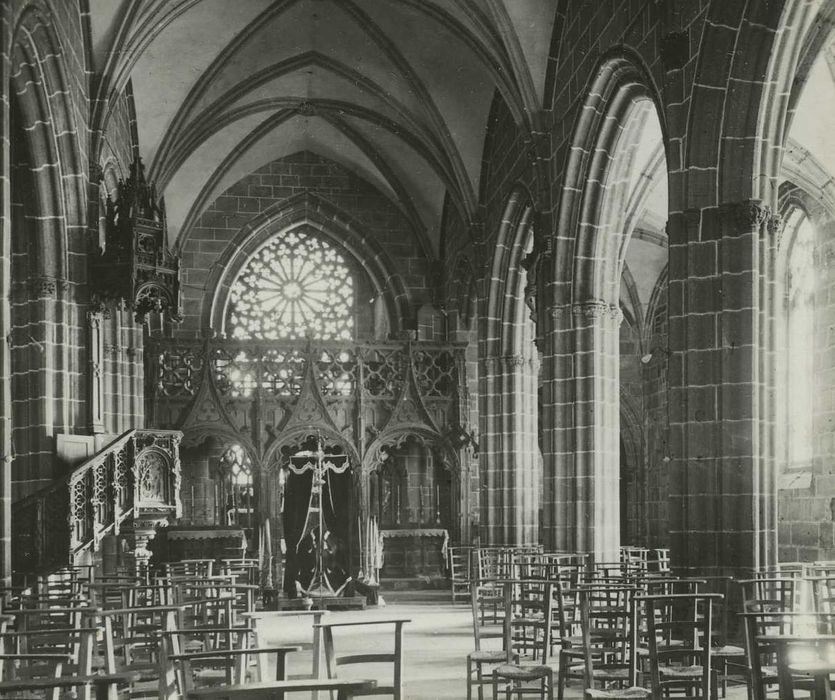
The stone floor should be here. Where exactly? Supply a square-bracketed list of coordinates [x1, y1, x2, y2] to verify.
[255, 591, 752, 699]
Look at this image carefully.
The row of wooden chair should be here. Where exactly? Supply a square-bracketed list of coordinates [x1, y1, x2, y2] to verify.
[468, 577, 724, 700]
[449, 546, 671, 605]
[0, 561, 405, 699]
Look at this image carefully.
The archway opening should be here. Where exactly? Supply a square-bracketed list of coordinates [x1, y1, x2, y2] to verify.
[369, 435, 453, 582]
[774, 24, 835, 562]
[602, 94, 668, 549]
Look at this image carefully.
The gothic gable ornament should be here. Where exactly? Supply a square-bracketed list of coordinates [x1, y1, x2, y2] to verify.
[380, 348, 440, 434]
[179, 350, 241, 445]
[279, 355, 341, 435]
[91, 156, 181, 323]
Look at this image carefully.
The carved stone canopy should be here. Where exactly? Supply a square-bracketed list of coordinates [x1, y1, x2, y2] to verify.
[90, 156, 181, 323]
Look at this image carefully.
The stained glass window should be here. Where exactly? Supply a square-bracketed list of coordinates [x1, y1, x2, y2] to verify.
[227, 230, 354, 341]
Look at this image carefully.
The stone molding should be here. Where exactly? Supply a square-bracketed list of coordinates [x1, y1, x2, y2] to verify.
[478, 354, 537, 371]
[547, 301, 622, 324]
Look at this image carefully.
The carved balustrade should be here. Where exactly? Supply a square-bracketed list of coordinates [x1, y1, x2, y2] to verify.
[12, 428, 182, 575]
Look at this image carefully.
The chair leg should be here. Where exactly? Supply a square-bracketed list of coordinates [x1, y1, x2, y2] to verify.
[467, 658, 473, 700]
[557, 652, 566, 700]
[477, 662, 484, 700]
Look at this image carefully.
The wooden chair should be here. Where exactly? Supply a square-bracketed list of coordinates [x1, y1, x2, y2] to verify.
[219, 559, 259, 587]
[740, 577, 806, 616]
[491, 579, 556, 699]
[700, 576, 746, 698]
[739, 608, 834, 700]
[449, 546, 474, 603]
[82, 604, 186, 699]
[558, 584, 636, 700]
[620, 547, 649, 573]
[164, 633, 301, 697]
[768, 633, 835, 700]
[0, 670, 142, 700]
[640, 592, 722, 699]
[0, 620, 96, 698]
[317, 617, 410, 699]
[164, 559, 214, 579]
[648, 549, 670, 574]
[184, 677, 377, 699]
[242, 610, 328, 698]
[0, 626, 97, 682]
[579, 585, 647, 699]
[468, 582, 517, 700]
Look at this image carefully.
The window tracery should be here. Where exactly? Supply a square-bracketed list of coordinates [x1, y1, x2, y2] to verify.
[226, 230, 354, 341]
[218, 444, 254, 533]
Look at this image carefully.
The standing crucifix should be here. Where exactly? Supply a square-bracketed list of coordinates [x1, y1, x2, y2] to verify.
[289, 434, 351, 597]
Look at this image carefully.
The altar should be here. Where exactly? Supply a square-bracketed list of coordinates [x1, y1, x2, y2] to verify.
[150, 525, 247, 563]
[379, 528, 448, 581]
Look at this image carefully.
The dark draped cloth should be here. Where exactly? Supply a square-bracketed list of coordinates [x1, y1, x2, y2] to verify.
[282, 455, 351, 597]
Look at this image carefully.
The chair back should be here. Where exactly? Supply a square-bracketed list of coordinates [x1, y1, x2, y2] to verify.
[739, 605, 818, 700]
[579, 583, 640, 693]
[649, 548, 671, 573]
[740, 577, 805, 613]
[640, 592, 721, 698]
[447, 546, 473, 602]
[502, 580, 557, 665]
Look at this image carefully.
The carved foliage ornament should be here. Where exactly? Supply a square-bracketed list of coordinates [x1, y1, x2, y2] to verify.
[90, 156, 181, 323]
[731, 200, 772, 230]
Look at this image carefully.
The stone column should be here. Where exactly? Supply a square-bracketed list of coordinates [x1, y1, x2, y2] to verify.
[667, 201, 776, 576]
[542, 300, 622, 562]
[0, 3, 11, 585]
[479, 352, 540, 545]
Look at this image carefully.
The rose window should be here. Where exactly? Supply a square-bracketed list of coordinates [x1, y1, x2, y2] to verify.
[227, 230, 354, 341]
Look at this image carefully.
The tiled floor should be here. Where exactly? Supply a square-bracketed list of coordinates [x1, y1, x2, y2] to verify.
[255, 592, 751, 699]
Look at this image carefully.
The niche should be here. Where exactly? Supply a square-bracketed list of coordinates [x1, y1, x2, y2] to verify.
[369, 435, 452, 530]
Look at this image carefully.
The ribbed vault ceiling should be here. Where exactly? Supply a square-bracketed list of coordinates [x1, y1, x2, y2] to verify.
[90, 0, 557, 255]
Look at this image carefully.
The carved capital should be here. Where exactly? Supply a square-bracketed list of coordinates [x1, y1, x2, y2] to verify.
[731, 200, 771, 230]
[29, 276, 60, 298]
[501, 354, 526, 369]
[572, 300, 609, 319]
[548, 304, 572, 320]
[478, 356, 501, 371]
[89, 161, 104, 183]
[572, 301, 622, 325]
